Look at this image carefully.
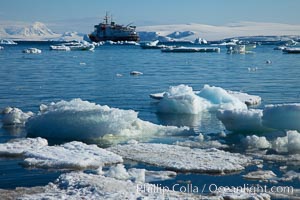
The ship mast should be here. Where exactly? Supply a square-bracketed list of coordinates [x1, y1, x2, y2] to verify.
[104, 11, 109, 24]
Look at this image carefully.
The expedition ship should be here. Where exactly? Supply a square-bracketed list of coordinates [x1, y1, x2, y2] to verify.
[88, 13, 139, 42]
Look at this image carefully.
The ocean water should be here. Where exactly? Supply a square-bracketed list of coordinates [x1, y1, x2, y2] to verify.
[0, 42, 300, 192]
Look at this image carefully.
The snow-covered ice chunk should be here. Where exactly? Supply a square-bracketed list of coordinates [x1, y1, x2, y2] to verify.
[104, 164, 176, 183]
[217, 109, 263, 132]
[198, 85, 247, 110]
[272, 130, 300, 154]
[242, 135, 271, 149]
[0, 137, 47, 157]
[263, 103, 300, 131]
[243, 170, 277, 181]
[22, 48, 42, 54]
[109, 143, 254, 174]
[157, 84, 210, 114]
[1, 107, 34, 126]
[23, 141, 123, 169]
[0, 46, 4, 50]
[26, 99, 188, 141]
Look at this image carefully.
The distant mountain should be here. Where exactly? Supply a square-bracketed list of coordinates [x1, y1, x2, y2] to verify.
[138, 22, 300, 41]
[0, 21, 83, 41]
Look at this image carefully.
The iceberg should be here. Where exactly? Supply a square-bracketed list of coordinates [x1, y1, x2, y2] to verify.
[26, 99, 188, 141]
[109, 143, 254, 174]
[217, 109, 263, 132]
[263, 104, 300, 131]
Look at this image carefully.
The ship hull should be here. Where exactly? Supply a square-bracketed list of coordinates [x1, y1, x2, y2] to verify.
[89, 34, 139, 43]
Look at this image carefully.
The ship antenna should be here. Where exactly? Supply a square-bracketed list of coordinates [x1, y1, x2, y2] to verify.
[104, 11, 109, 24]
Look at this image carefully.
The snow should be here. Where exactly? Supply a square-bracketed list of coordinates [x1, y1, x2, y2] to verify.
[26, 98, 188, 141]
[157, 85, 211, 114]
[109, 143, 254, 174]
[1, 107, 34, 126]
[23, 141, 123, 169]
[22, 48, 42, 54]
[262, 103, 300, 131]
[0, 137, 48, 156]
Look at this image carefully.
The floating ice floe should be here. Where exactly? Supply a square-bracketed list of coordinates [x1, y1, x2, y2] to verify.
[102, 164, 177, 183]
[0, 46, 3, 50]
[130, 71, 143, 76]
[105, 40, 140, 45]
[1, 107, 34, 126]
[22, 48, 42, 54]
[0, 137, 47, 157]
[152, 84, 259, 115]
[49, 45, 71, 51]
[26, 99, 188, 141]
[18, 172, 206, 200]
[109, 143, 254, 174]
[23, 141, 123, 169]
[283, 47, 300, 54]
[161, 46, 220, 53]
[151, 87, 261, 107]
[262, 103, 300, 131]
[243, 170, 277, 181]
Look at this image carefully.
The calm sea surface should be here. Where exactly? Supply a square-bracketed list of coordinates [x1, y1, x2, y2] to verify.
[0, 42, 299, 191]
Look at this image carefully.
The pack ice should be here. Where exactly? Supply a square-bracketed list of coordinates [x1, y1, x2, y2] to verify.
[109, 143, 254, 174]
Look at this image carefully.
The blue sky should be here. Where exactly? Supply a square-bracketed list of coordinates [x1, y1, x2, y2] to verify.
[1, 0, 299, 32]
[1, 0, 300, 24]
